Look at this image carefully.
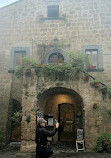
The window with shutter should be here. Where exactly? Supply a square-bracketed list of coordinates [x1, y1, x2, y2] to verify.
[14, 51, 26, 67]
[47, 5, 59, 18]
[10, 47, 30, 69]
[82, 45, 103, 71]
[86, 50, 98, 70]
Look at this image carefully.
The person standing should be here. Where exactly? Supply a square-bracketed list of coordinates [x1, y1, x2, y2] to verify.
[35, 118, 59, 158]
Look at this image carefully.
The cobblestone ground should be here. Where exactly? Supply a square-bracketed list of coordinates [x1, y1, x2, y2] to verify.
[0, 144, 111, 158]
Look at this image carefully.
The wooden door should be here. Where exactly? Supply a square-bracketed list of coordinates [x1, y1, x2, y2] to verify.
[58, 103, 75, 142]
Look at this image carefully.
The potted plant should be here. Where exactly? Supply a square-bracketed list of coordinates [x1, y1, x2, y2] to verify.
[22, 56, 31, 67]
[90, 80, 100, 88]
[88, 65, 96, 70]
[31, 59, 37, 66]
[38, 64, 43, 67]
[11, 110, 22, 129]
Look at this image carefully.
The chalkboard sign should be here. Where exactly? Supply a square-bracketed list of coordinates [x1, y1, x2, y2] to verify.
[77, 129, 83, 139]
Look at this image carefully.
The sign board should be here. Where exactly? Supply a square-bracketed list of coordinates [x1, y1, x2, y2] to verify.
[37, 111, 43, 119]
[48, 117, 53, 126]
[77, 129, 83, 139]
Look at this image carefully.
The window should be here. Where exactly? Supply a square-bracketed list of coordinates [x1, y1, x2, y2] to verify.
[14, 51, 26, 67]
[85, 49, 98, 69]
[82, 45, 103, 71]
[48, 52, 64, 63]
[10, 47, 30, 69]
[44, 48, 67, 64]
[47, 5, 59, 18]
[44, 115, 53, 126]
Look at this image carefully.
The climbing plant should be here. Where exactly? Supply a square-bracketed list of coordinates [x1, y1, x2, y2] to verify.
[11, 110, 22, 129]
[14, 50, 88, 80]
[42, 63, 81, 81]
[67, 51, 89, 70]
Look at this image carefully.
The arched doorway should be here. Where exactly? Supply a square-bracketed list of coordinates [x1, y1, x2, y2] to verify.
[37, 87, 84, 144]
[11, 99, 22, 142]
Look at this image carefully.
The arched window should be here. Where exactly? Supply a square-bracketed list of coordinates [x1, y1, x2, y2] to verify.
[44, 48, 67, 64]
[48, 52, 64, 63]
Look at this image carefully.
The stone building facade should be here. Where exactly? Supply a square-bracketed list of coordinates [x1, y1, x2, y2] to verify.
[0, 0, 111, 152]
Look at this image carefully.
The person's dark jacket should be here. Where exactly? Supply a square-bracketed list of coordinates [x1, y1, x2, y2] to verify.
[36, 126, 58, 146]
[35, 126, 58, 158]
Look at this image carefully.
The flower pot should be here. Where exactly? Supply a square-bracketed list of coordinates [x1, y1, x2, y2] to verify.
[88, 65, 96, 69]
[90, 80, 100, 88]
[38, 64, 43, 67]
[94, 83, 99, 87]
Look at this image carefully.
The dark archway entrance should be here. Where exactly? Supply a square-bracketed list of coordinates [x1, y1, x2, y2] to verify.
[11, 99, 22, 142]
[37, 87, 84, 144]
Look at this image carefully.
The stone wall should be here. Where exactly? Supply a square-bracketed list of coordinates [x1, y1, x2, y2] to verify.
[0, 0, 111, 149]
[20, 70, 111, 152]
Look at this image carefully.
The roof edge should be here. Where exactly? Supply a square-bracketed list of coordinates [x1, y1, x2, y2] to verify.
[0, 0, 25, 10]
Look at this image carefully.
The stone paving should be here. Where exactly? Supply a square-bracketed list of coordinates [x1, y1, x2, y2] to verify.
[0, 144, 111, 158]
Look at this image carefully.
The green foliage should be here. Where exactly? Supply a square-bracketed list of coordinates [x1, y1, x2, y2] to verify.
[99, 86, 107, 96]
[104, 109, 111, 118]
[11, 110, 22, 129]
[108, 89, 111, 98]
[43, 64, 81, 80]
[24, 67, 31, 77]
[32, 59, 37, 66]
[90, 80, 100, 87]
[67, 51, 89, 71]
[22, 56, 31, 66]
[14, 66, 23, 78]
[83, 72, 90, 81]
[14, 51, 89, 80]
[94, 133, 111, 152]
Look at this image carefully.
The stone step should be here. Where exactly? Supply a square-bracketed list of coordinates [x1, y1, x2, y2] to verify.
[9, 142, 21, 148]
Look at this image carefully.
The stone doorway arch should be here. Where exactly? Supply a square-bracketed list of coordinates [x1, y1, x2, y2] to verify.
[37, 87, 84, 144]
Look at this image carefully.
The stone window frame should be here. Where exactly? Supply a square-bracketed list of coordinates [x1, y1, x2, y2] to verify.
[82, 45, 104, 72]
[40, 0, 65, 21]
[10, 47, 30, 70]
[44, 48, 68, 64]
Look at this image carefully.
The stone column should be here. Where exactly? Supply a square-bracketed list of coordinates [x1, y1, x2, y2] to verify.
[20, 76, 37, 153]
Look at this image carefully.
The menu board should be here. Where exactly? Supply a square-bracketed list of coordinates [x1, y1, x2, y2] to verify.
[77, 129, 83, 139]
[48, 117, 53, 126]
